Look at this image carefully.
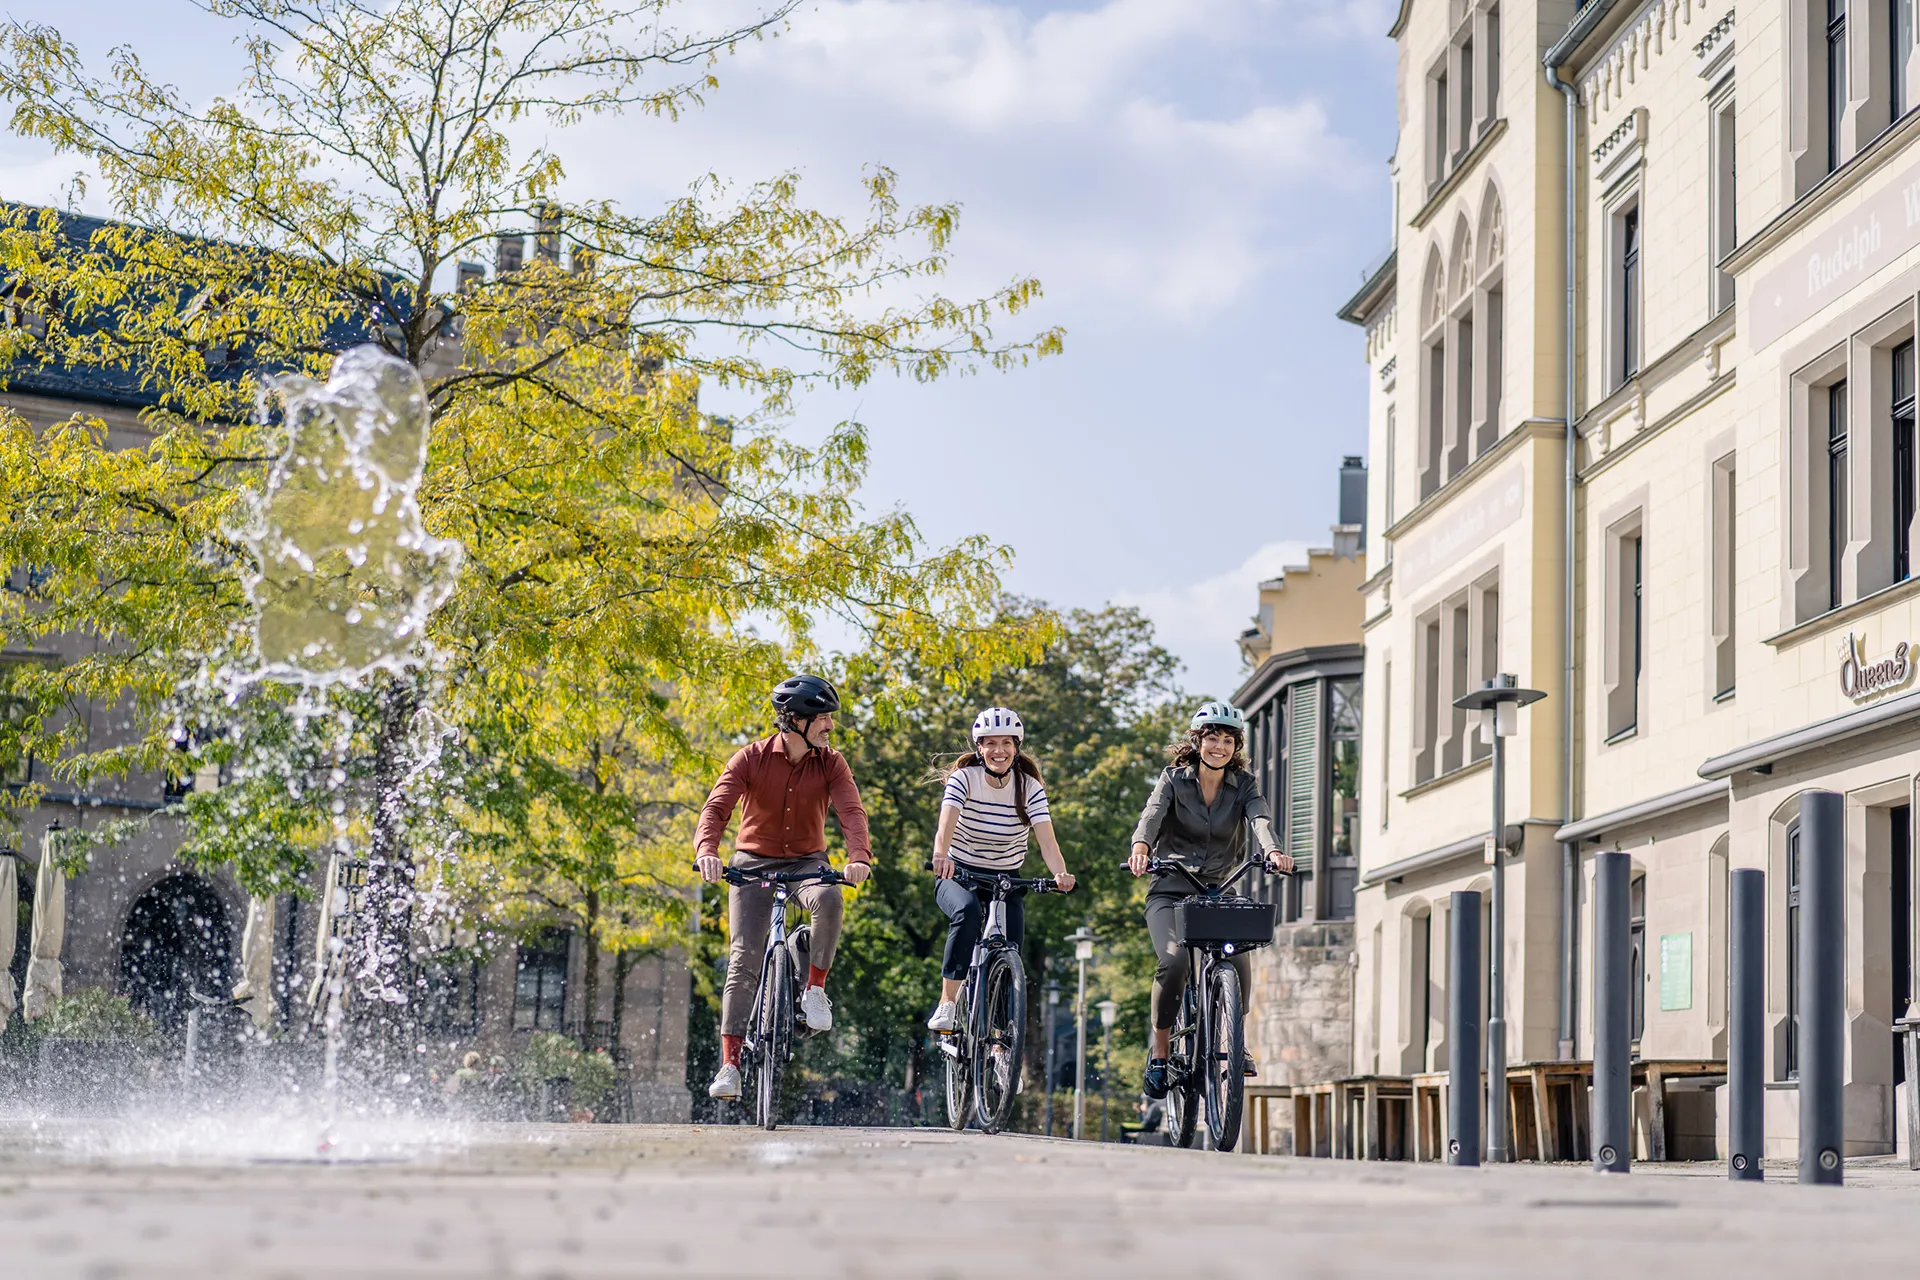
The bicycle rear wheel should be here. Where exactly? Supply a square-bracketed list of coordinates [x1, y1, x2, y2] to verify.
[1166, 978, 1201, 1149]
[1203, 963, 1244, 1152]
[972, 948, 1026, 1134]
[756, 943, 793, 1130]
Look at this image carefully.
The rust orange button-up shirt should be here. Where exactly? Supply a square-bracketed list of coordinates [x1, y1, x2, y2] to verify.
[694, 735, 874, 865]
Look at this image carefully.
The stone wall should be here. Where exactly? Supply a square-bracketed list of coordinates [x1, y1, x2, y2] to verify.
[1245, 919, 1355, 1151]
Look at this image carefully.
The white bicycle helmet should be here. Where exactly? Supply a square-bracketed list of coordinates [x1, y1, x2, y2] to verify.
[971, 706, 1026, 743]
[1190, 701, 1248, 736]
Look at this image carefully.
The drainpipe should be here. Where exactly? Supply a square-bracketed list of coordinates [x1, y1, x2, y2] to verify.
[1543, 0, 1623, 1060]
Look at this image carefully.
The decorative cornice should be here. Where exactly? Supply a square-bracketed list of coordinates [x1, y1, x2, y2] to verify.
[1578, 0, 1723, 123]
[1693, 9, 1734, 60]
[1592, 111, 1639, 165]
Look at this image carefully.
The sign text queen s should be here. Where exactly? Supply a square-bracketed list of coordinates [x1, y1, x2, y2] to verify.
[1840, 631, 1914, 702]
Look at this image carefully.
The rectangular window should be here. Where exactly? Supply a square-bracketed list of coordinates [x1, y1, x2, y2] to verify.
[1711, 99, 1738, 315]
[1458, 39, 1474, 154]
[1417, 616, 1441, 784]
[1425, 339, 1446, 498]
[1482, 286, 1504, 453]
[1711, 454, 1737, 698]
[1606, 519, 1645, 739]
[1830, 379, 1850, 610]
[1486, 7, 1502, 118]
[513, 932, 569, 1030]
[1895, 341, 1916, 580]
[1894, 0, 1912, 119]
[1326, 678, 1361, 922]
[1385, 405, 1398, 529]
[1629, 875, 1648, 1046]
[1379, 661, 1392, 829]
[1432, 69, 1451, 188]
[1455, 313, 1475, 473]
[1619, 207, 1642, 383]
[1787, 821, 1803, 1078]
[1829, 0, 1850, 173]
[1444, 600, 1470, 773]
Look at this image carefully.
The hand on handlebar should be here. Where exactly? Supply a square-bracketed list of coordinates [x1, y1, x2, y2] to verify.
[1127, 850, 1151, 877]
[696, 854, 724, 884]
[931, 852, 955, 880]
[1054, 870, 1077, 893]
[842, 861, 871, 886]
[1265, 852, 1296, 875]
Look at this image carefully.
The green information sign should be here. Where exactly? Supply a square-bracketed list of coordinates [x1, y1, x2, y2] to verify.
[1659, 932, 1693, 1011]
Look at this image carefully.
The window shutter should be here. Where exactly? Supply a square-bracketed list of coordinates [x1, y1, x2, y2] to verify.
[1288, 682, 1321, 872]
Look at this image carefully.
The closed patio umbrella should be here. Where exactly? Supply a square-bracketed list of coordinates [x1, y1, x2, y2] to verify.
[231, 893, 276, 1029]
[0, 849, 17, 1029]
[23, 827, 65, 1020]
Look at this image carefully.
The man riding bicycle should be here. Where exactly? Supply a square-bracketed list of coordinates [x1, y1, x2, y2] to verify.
[1127, 701, 1294, 1100]
[695, 674, 872, 1101]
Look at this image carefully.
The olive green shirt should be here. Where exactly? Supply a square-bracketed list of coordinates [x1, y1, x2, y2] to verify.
[1129, 765, 1282, 886]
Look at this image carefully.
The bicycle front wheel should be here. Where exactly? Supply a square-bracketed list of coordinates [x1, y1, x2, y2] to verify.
[943, 1021, 973, 1131]
[756, 942, 793, 1130]
[1203, 963, 1244, 1152]
[972, 948, 1026, 1134]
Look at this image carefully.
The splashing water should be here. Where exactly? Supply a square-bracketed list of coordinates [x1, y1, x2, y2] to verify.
[234, 345, 463, 687]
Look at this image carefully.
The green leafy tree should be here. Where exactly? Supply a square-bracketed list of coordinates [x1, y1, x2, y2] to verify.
[0, 0, 1059, 1017]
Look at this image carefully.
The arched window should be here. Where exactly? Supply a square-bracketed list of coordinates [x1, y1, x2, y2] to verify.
[1419, 249, 1448, 500]
[1477, 187, 1506, 455]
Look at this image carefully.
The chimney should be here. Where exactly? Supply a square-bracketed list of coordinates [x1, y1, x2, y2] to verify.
[1338, 455, 1367, 534]
[495, 233, 524, 276]
[536, 204, 562, 264]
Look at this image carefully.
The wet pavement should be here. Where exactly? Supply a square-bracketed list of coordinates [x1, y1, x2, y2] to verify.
[3, 1119, 1919, 1277]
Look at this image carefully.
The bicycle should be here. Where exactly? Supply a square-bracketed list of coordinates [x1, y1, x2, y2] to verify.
[1131, 854, 1283, 1152]
[929, 862, 1072, 1134]
[718, 862, 845, 1130]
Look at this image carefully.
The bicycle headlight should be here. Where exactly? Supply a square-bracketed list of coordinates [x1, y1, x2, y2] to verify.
[1223, 943, 1236, 956]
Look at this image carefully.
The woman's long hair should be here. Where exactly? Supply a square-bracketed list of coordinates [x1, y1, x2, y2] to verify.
[928, 748, 1046, 826]
[1166, 726, 1249, 773]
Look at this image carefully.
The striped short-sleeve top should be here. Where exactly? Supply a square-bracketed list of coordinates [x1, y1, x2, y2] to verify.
[941, 766, 1051, 870]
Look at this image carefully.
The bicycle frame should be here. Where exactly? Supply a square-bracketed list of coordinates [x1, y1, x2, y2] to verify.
[717, 863, 842, 1126]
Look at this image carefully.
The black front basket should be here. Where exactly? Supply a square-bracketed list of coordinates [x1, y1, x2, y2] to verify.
[1172, 894, 1276, 948]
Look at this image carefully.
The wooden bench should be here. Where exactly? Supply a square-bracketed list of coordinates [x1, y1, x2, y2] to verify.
[1244, 1084, 1292, 1154]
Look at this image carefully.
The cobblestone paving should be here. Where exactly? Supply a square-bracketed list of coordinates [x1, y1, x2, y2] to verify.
[3, 1120, 1918, 1278]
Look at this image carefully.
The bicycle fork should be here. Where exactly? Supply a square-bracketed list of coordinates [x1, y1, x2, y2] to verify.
[936, 897, 1006, 1061]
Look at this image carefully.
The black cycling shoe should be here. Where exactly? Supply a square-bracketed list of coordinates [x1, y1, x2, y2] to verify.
[1143, 1057, 1171, 1100]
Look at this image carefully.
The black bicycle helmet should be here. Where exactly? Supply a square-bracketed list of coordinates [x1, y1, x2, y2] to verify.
[771, 674, 840, 720]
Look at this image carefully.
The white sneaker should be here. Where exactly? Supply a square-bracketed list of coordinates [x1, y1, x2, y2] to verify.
[800, 984, 834, 1032]
[707, 1063, 742, 1099]
[926, 1001, 960, 1033]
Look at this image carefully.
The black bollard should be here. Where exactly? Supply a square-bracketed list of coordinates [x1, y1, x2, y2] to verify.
[1447, 890, 1482, 1167]
[1728, 867, 1765, 1181]
[1592, 851, 1631, 1173]
[1799, 790, 1845, 1185]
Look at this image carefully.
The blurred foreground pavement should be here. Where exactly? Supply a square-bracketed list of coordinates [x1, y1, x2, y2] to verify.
[3, 1119, 1919, 1278]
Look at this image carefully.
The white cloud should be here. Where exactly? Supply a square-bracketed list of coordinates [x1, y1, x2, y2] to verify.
[1114, 539, 1311, 699]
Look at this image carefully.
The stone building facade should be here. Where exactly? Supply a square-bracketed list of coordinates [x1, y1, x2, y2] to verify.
[1343, 0, 1920, 1161]
[1, 214, 690, 1120]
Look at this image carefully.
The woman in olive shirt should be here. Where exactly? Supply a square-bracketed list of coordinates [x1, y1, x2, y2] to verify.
[1127, 701, 1294, 1099]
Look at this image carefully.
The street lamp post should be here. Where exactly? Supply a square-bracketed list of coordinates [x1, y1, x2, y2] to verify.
[1096, 999, 1119, 1143]
[1043, 980, 1061, 1136]
[1070, 926, 1095, 1140]
[1452, 672, 1546, 1164]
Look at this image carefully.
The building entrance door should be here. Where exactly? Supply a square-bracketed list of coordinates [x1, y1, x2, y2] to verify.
[119, 874, 234, 1036]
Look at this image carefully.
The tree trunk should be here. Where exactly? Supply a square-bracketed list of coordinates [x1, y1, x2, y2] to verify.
[581, 889, 601, 1049]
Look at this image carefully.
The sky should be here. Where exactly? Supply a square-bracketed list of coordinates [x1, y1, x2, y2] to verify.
[0, 0, 1400, 698]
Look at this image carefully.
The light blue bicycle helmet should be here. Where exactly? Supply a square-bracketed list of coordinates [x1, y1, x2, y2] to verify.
[1190, 701, 1248, 735]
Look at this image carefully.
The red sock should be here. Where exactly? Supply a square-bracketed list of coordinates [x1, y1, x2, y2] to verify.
[721, 1034, 743, 1068]
[808, 965, 830, 990]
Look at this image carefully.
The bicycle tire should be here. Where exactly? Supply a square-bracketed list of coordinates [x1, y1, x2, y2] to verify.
[943, 985, 974, 1131]
[972, 947, 1026, 1134]
[1166, 976, 1201, 1149]
[757, 941, 793, 1130]
[1203, 963, 1244, 1152]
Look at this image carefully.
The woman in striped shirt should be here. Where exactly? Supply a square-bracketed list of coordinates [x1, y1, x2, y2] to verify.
[925, 707, 1076, 1032]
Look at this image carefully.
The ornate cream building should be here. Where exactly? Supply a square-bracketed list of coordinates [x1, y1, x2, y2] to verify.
[1346, 0, 1920, 1159]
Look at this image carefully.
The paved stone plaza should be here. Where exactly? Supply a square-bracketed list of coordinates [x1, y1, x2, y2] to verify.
[4, 1120, 1920, 1278]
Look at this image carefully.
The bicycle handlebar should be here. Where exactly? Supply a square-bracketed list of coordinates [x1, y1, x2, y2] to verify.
[923, 860, 1074, 894]
[713, 864, 847, 888]
[1122, 854, 1292, 887]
